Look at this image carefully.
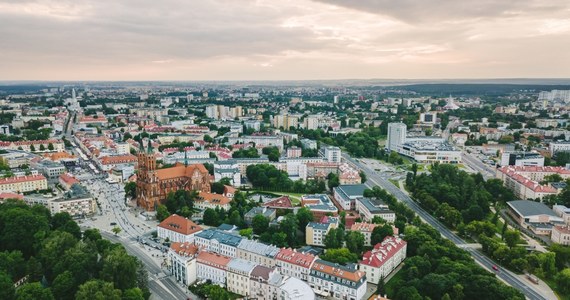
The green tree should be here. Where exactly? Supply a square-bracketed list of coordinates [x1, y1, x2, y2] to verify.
[100, 248, 138, 290]
[271, 232, 288, 247]
[122, 288, 145, 300]
[52, 271, 76, 300]
[345, 231, 365, 255]
[15, 282, 55, 300]
[556, 268, 570, 294]
[229, 210, 243, 227]
[112, 227, 122, 236]
[296, 207, 314, 229]
[0, 271, 15, 300]
[124, 182, 137, 200]
[252, 214, 269, 235]
[320, 248, 358, 265]
[203, 208, 219, 226]
[75, 280, 121, 300]
[279, 214, 299, 247]
[30, 145, 36, 152]
[39, 144, 46, 151]
[48, 143, 54, 151]
[239, 228, 253, 239]
[155, 205, 170, 222]
[371, 224, 393, 246]
[504, 229, 520, 248]
[0, 206, 50, 257]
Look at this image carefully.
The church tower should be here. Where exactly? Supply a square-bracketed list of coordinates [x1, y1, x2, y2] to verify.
[136, 138, 158, 210]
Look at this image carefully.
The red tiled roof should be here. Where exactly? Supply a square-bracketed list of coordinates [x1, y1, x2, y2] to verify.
[263, 196, 293, 209]
[197, 251, 231, 269]
[0, 175, 47, 185]
[170, 242, 199, 257]
[311, 260, 365, 282]
[59, 173, 79, 185]
[276, 248, 316, 268]
[158, 214, 203, 235]
[360, 236, 407, 268]
[197, 192, 231, 205]
[0, 192, 23, 200]
[100, 155, 138, 165]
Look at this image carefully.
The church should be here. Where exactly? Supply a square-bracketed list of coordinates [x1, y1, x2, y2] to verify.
[136, 139, 211, 211]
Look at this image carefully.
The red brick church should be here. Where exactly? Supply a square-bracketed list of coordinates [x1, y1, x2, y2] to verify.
[136, 139, 211, 211]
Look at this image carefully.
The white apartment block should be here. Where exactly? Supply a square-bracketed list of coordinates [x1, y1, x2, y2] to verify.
[196, 251, 231, 285]
[551, 225, 570, 245]
[324, 146, 341, 163]
[167, 242, 199, 285]
[359, 236, 407, 284]
[237, 239, 279, 268]
[157, 214, 203, 243]
[0, 174, 48, 193]
[226, 259, 256, 297]
[309, 259, 367, 300]
[549, 141, 570, 155]
[387, 123, 407, 152]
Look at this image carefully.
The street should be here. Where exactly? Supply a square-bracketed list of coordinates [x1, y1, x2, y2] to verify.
[343, 153, 552, 300]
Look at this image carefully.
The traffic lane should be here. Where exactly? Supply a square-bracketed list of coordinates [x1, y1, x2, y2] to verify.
[346, 154, 547, 299]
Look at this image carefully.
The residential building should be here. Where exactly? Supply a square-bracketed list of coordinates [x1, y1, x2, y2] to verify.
[0, 174, 48, 193]
[301, 194, 338, 219]
[359, 236, 407, 284]
[59, 173, 79, 190]
[549, 141, 570, 155]
[35, 161, 66, 179]
[227, 258, 257, 297]
[275, 248, 317, 281]
[249, 265, 281, 300]
[496, 166, 570, 200]
[287, 146, 302, 158]
[333, 184, 368, 211]
[194, 228, 243, 257]
[237, 239, 279, 267]
[214, 160, 241, 186]
[308, 259, 367, 300]
[419, 112, 437, 124]
[194, 192, 231, 217]
[273, 114, 299, 129]
[0, 140, 65, 152]
[228, 135, 284, 151]
[99, 154, 138, 171]
[24, 184, 95, 218]
[263, 196, 294, 211]
[355, 198, 396, 223]
[553, 205, 570, 224]
[500, 152, 545, 167]
[168, 242, 199, 285]
[306, 216, 339, 247]
[196, 251, 232, 285]
[244, 207, 276, 225]
[338, 163, 361, 185]
[387, 123, 407, 152]
[350, 222, 385, 246]
[301, 138, 318, 150]
[157, 214, 203, 243]
[551, 225, 570, 245]
[324, 146, 341, 163]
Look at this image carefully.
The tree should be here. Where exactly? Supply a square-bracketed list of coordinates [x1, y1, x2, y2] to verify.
[345, 231, 365, 255]
[75, 280, 121, 300]
[112, 227, 121, 236]
[15, 282, 55, 300]
[124, 182, 137, 200]
[271, 232, 288, 247]
[296, 207, 314, 229]
[324, 228, 342, 249]
[211, 182, 226, 194]
[252, 214, 269, 235]
[203, 208, 219, 226]
[47, 143, 54, 151]
[39, 144, 46, 151]
[320, 248, 358, 265]
[371, 224, 394, 245]
[155, 205, 170, 222]
[504, 229, 520, 248]
[100, 248, 139, 290]
[122, 288, 145, 300]
[239, 228, 253, 239]
[359, 170, 367, 183]
[0, 206, 50, 257]
[52, 271, 76, 300]
[0, 271, 15, 300]
[30, 145, 36, 152]
[279, 214, 299, 247]
[229, 210, 243, 227]
[556, 268, 570, 294]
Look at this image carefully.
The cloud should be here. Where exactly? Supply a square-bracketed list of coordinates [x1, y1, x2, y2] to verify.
[0, 0, 569, 80]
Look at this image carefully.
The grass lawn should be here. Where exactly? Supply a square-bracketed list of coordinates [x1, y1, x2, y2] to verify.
[388, 179, 400, 188]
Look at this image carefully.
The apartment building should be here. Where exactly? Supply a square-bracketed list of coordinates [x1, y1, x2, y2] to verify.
[308, 259, 367, 300]
[194, 228, 243, 257]
[237, 239, 279, 268]
[226, 259, 257, 297]
[359, 236, 407, 284]
[168, 242, 199, 285]
[275, 248, 317, 281]
[157, 214, 203, 243]
[306, 216, 339, 247]
[0, 174, 48, 193]
[196, 251, 232, 285]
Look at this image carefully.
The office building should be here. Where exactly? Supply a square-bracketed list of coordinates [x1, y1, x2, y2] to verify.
[324, 146, 341, 163]
[387, 123, 407, 152]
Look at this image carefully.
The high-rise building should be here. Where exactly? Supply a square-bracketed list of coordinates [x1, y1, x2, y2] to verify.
[387, 123, 407, 152]
[324, 146, 341, 163]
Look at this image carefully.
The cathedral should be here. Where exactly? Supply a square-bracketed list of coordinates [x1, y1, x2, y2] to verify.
[136, 139, 211, 211]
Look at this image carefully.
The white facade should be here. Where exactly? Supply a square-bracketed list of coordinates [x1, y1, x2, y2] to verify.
[549, 142, 570, 155]
[551, 225, 570, 245]
[324, 146, 341, 163]
[387, 123, 407, 152]
[359, 236, 407, 284]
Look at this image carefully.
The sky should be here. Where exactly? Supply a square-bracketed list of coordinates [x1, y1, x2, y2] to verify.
[0, 0, 569, 81]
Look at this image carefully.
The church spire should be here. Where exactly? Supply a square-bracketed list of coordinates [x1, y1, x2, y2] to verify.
[184, 149, 188, 167]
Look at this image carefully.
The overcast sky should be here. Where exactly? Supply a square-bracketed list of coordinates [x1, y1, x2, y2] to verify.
[1, 0, 569, 80]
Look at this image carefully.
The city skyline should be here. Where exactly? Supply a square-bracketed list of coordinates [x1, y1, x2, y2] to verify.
[1, 0, 570, 81]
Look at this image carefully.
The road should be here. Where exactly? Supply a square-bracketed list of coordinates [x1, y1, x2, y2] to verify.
[342, 153, 550, 300]
[462, 151, 496, 179]
[97, 231, 192, 300]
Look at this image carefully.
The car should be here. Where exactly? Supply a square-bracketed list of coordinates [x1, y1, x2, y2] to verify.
[110, 222, 117, 226]
[492, 265, 499, 271]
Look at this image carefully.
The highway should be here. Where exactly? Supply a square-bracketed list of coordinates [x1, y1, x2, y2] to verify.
[462, 151, 496, 179]
[342, 153, 549, 300]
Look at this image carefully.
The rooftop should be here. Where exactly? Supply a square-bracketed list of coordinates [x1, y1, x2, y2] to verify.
[195, 228, 243, 247]
[311, 259, 366, 284]
[360, 236, 407, 268]
[227, 258, 257, 274]
[507, 200, 558, 218]
[334, 184, 367, 198]
[276, 248, 317, 268]
[169, 242, 199, 257]
[158, 214, 203, 236]
[237, 239, 280, 257]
